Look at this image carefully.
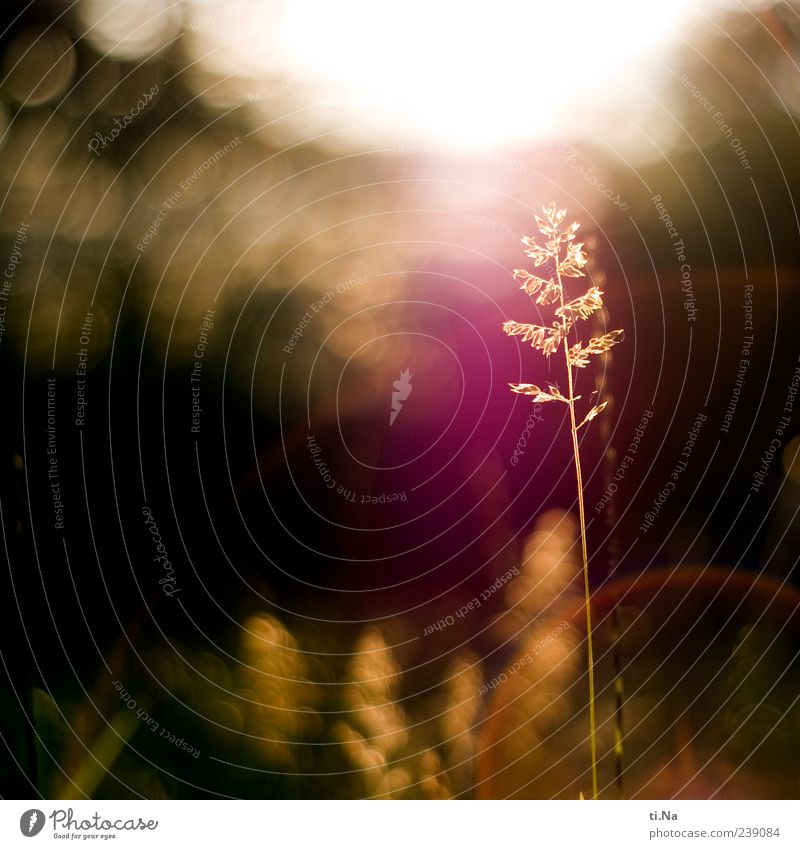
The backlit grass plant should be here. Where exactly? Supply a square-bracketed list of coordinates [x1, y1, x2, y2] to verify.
[502, 202, 623, 799]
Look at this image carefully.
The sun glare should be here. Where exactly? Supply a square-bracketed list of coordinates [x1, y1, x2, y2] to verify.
[277, 0, 695, 148]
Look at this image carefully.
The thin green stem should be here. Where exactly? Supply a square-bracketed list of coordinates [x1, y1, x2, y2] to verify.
[556, 258, 599, 801]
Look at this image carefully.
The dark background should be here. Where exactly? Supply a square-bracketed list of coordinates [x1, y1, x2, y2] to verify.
[1, 0, 799, 800]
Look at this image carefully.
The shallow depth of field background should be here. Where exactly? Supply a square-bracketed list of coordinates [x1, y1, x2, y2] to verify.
[1, 0, 799, 800]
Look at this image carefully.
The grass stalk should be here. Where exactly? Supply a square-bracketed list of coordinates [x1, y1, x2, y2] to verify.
[563, 329, 599, 800]
[502, 201, 623, 800]
[558, 253, 598, 800]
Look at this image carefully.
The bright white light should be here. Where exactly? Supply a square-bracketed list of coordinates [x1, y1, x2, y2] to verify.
[278, 0, 695, 148]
